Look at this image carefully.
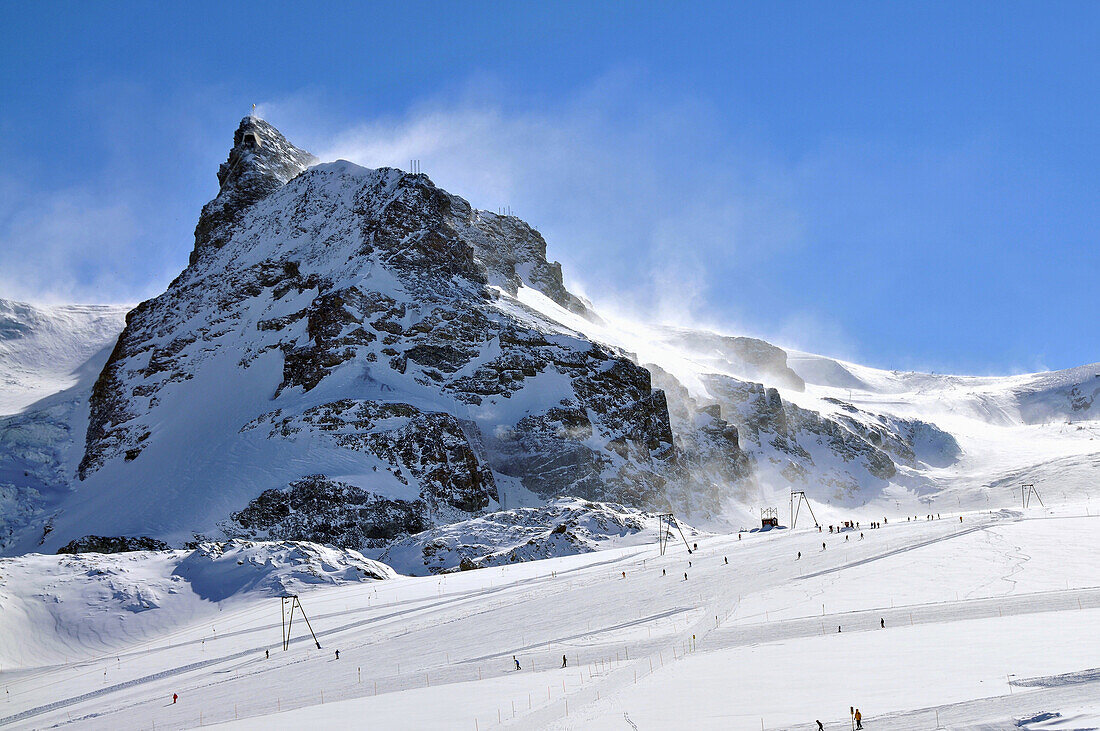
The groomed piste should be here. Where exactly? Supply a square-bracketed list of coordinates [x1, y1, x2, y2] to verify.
[2, 501, 1099, 730]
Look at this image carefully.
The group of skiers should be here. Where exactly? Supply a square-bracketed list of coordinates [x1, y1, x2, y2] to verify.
[815, 708, 863, 729]
[512, 654, 570, 671]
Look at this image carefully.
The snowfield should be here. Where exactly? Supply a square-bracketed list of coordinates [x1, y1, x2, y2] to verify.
[0, 301, 128, 418]
[2, 503, 1098, 730]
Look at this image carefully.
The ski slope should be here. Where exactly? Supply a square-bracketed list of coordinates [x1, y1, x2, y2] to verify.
[2, 502, 1099, 730]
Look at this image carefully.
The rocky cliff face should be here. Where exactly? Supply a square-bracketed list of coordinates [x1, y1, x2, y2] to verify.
[65, 117, 684, 552]
[190, 117, 317, 265]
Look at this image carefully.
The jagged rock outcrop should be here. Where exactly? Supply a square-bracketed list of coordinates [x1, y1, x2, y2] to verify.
[379, 498, 702, 575]
[646, 364, 755, 514]
[58, 535, 171, 554]
[190, 117, 317, 265]
[227, 475, 432, 548]
[824, 397, 962, 468]
[703, 374, 896, 502]
[449, 208, 588, 315]
[241, 402, 496, 513]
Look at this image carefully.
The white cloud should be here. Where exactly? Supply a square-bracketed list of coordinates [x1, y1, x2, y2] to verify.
[260, 76, 807, 328]
[0, 183, 143, 304]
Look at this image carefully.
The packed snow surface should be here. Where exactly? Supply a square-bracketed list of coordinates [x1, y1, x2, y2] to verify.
[0, 300, 127, 417]
[2, 503, 1098, 729]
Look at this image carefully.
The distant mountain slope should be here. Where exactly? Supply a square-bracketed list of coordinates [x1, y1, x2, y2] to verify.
[0, 299, 127, 416]
[0, 300, 127, 551]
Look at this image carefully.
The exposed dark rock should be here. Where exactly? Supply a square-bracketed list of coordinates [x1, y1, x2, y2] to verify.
[229, 475, 430, 548]
[191, 117, 317, 265]
[58, 535, 171, 554]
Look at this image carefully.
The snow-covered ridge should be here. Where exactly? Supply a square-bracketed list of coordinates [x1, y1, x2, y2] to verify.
[0, 539, 394, 668]
[380, 497, 705, 575]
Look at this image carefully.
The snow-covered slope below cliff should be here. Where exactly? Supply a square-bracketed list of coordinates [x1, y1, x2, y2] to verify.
[0, 299, 127, 416]
[507, 283, 1100, 518]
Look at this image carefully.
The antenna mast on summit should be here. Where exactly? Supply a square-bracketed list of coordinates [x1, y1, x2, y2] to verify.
[251, 103, 256, 118]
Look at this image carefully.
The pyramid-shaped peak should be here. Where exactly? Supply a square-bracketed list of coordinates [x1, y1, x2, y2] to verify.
[190, 117, 317, 264]
[218, 116, 317, 192]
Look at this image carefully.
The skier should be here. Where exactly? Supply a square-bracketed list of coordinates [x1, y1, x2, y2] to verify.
[335, 649, 340, 660]
[662, 569, 666, 576]
[684, 572, 688, 581]
[693, 543, 698, 551]
[265, 649, 269, 659]
[172, 693, 178, 704]
[837, 626, 841, 633]
[797, 551, 801, 560]
[816, 721, 824, 731]
[514, 656, 521, 670]
[622, 571, 626, 579]
[724, 556, 728, 564]
[880, 618, 885, 629]
[855, 708, 863, 729]
[860, 533, 864, 540]
[688, 561, 692, 567]
[845, 535, 849, 542]
[562, 655, 568, 668]
[822, 542, 826, 551]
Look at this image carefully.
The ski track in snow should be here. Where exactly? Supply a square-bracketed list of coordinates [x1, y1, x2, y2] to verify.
[3, 505, 1100, 730]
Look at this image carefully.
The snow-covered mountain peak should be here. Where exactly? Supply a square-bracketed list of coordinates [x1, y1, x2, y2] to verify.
[0, 117, 683, 557]
[2, 116, 1096, 568]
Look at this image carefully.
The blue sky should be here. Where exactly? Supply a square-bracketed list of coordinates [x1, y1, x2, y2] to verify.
[1, 2, 1096, 374]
